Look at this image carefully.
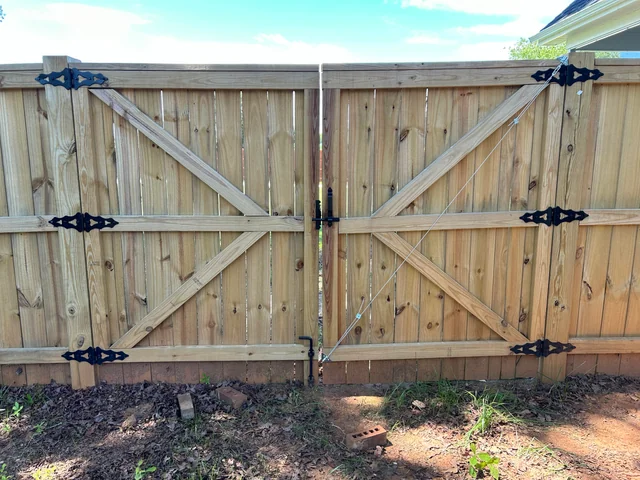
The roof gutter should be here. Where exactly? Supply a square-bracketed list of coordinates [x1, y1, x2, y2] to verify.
[530, 0, 639, 47]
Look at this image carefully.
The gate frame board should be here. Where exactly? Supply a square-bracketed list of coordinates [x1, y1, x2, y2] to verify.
[44, 56, 96, 389]
[541, 52, 597, 382]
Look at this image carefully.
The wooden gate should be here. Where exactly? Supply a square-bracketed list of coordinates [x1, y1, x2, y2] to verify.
[0, 56, 320, 388]
[320, 54, 640, 384]
[1, 54, 640, 388]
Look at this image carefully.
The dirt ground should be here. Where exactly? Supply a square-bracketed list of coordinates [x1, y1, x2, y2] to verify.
[0, 374, 639, 479]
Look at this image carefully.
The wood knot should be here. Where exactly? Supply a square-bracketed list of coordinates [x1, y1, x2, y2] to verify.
[258, 304, 263, 310]
[104, 260, 114, 271]
[355, 326, 362, 336]
[281, 305, 287, 312]
[528, 180, 537, 190]
[519, 312, 527, 323]
[399, 128, 410, 142]
[427, 322, 433, 329]
[523, 257, 530, 265]
[296, 259, 304, 271]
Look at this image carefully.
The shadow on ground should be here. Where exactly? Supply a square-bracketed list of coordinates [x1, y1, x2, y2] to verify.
[0, 380, 444, 479]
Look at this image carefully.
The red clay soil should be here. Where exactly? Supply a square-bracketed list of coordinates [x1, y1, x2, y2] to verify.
[0, 375, 638, 479]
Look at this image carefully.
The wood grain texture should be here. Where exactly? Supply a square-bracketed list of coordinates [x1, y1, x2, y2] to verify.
[542, 53, 596, 382]
[244, 91, 271, 384]
[91, 89, 266, 216]
[43, 57, 95, 388]
[375, 232, 528, 343]
[111, 232, 265, 349]
[374, 85, 541, 218]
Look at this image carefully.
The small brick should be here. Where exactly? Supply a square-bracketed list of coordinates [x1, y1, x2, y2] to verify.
[216, 386, 248, 409]
[177, 393, 195, 420]
[346, 425, 387, 450]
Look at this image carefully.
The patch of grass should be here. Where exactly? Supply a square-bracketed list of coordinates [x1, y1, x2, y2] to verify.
[380, 379, 466, 423]
[465, 391, 522, 442]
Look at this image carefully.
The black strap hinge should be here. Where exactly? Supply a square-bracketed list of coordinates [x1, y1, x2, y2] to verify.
[62, 346, 128, 365]
[49, 212, 119, 232]
[520, 206, 588, 227]
[312, 187, 340, 230]
[510, 339, 575, 357]
[35, 67, 108, 90]
[532, 64, 603, 87]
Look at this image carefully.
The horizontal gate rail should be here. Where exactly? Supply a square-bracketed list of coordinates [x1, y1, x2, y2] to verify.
[3, 337, 638, 365]
[0, 215, 303, 233]
[0, 344, 308, 365]
[339, 209, 640, 234]
[2, 209, 637, 234]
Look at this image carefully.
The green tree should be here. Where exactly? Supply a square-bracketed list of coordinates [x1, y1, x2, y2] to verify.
[508, 38, 619, 59]
[508, 38, 567, 60]
[0, 6, 4, 22]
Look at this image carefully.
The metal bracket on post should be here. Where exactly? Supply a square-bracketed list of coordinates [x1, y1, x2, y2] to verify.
[312, 187, 340, 230]
[35, 67, 108, 90]
[510, 339, 576, 357]
[532, 64, 603, 87]
[49, 212, 119, 232]
[520, 206, 588, 227]
[298, 336, 315, 386]
[62, 346, 129, 365]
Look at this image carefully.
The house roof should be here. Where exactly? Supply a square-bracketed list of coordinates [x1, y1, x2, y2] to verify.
[542, 0, 601, 30]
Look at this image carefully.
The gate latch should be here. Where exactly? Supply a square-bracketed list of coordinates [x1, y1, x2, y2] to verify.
[49, 212, 119, 232]
[520, 206, 588, 227]
[62, 346, 129, 365]
[510, 339, 575, 357]
[312, 187, 340, 230]
[532, 64, 603, 87]
[35, 67, 108, 90]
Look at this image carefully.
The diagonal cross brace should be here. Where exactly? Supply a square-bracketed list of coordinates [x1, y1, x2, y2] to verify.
[91, 89, 267, 217]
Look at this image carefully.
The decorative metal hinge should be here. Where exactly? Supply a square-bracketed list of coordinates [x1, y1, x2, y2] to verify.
[532, 64, 603, 87]
[35, 67, 108, 90]
[520, 206, 588, 227]
[49, 212, 119, 232]
[62, 346, 129, 365]
[312, 187, 340, 230]
[510, 339, 576, 357]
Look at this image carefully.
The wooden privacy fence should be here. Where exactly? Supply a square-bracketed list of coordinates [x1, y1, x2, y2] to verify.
[0, 53, 639, 389]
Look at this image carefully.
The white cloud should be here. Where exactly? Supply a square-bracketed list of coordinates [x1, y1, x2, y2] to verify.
[401, 0, 572, 18]
[0, 3, 353, 64]
[455, 18, 548, 38]
[455, 41, 512, 60]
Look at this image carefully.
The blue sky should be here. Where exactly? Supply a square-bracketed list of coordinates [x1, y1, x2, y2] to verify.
[0, 0, 573, 63]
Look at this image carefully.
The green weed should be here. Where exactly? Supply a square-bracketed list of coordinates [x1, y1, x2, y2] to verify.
[134, 460, 156, 480]
[468, 443, 499, 479]
[199, 373, 211, 385]
[33, 422, 46, 436]
[0, 462, 11, 480]
[10, 403, 22, 419]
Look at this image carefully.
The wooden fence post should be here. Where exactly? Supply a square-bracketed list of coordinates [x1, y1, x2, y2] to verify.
[43, 56, 95, 389]
[540, 52, 596, 383]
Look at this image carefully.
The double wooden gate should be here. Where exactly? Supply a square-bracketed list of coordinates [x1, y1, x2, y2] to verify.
[1, 54, 639, 388]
